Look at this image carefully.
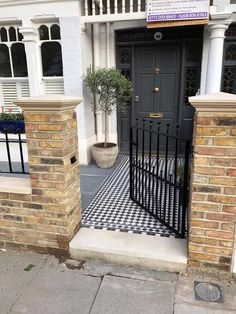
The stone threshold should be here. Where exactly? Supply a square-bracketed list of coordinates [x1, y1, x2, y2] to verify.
[69, 228, 187, 273]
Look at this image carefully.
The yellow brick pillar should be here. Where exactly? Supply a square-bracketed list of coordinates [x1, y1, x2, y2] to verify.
[0, 96, 82, 255]
[188, 92, 236, 273]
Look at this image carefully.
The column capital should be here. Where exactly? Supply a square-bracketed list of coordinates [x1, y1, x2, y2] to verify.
[208, 23, 230, 39]
[19, 26, 38, 42]
[189, 92, 236, 113]
[14, 95, 83, 112]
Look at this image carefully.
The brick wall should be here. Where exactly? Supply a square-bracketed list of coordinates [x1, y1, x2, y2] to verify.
[0, 96, 82, 255]
[189, 93, 236, 272]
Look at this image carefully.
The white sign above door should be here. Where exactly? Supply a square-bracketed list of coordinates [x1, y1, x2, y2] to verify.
[147, 0, 209, 22]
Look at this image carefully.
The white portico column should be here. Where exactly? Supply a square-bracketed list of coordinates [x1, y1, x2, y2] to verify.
[20, 26, 42, 96]
[93, 23, 103, 143]
[205, 19, 231, 93]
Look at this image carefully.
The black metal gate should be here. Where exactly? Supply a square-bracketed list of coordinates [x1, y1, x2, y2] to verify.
[129, 119, 191, 238]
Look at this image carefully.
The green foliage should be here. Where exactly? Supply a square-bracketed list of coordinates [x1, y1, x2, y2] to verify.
[177, 165, 184, 181]
[0, 112, 24, 121]
[84, 67, 132, 115]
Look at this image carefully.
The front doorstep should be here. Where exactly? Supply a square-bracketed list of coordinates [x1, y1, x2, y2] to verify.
[69, 228, 187, 273]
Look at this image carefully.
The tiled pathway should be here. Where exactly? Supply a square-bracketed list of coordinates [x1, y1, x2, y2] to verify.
[81, 156, 175, 237]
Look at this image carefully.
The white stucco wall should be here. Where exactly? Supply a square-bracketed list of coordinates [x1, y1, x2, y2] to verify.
[60, 16, 95, 165]
[0, 1, 80, 22]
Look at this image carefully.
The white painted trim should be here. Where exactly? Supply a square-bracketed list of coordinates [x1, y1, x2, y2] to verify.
[0, 0, 74, 7]
[81, 12, 146, 24]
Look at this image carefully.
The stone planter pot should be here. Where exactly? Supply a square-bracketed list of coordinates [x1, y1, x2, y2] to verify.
[0, 120, 25, 134]
[91, 143, 118, 168]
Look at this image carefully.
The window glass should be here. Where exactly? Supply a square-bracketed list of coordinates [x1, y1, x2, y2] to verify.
[11, 43, 28, 77]
[51, 24, 61, 40]
[9, 27, 17, 41]
[0, 44, 11, 77]
[39, 25, 49, 40]
[41, 42, 63, 76]
[0, 28, 7, 42]
[17, 29, 23, 41]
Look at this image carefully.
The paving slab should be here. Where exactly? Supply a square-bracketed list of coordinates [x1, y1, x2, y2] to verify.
[80, 174, 107, 193]
[90, 275, 174, 314]
[174, 303, 236, 314]
[0, 250, 47, 314]
[79, 258, 178, 282]
[10, 260, 102, 314]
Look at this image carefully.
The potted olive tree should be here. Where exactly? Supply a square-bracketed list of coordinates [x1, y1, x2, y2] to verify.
[85, 67, 132, 168]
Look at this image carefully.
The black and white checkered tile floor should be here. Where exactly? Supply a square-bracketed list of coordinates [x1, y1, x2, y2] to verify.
[82, 156, 176, 237]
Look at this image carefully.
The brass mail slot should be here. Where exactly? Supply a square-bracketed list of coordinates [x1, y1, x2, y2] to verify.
[149, 112, 163, 119]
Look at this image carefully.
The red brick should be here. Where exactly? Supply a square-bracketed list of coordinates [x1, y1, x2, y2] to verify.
[205, 230, 233, 240]
[194, 166, 225, 176]
[205, 213, 235, 222]
[208, 195, 236, 204]
[196, 117, 214, 125]
[196, 127, 228, 136]
[191, 219, 218, 229]
[226, 169, 236, 177]
[195, 147, 226, 156]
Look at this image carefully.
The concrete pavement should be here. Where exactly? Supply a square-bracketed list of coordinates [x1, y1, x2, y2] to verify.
[1, 249, 236, 314]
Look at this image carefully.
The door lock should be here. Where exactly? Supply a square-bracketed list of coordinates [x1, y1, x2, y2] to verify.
[134, 95, 139, 102]
[154, 87, 160, 92]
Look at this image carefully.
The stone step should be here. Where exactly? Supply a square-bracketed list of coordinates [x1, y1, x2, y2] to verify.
[69, 228, 187, 273]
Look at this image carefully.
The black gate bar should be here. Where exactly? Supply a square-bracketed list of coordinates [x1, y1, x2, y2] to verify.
[130, 118, 191, 238]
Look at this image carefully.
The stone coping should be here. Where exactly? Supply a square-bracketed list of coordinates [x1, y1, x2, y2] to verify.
[14, 95, 83, 111]
[0, 176, 31, 194]
[189, 92, 236, 112]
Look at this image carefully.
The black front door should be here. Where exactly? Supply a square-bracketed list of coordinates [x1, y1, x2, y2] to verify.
[116, 27, 203, 153]
[133, 45, 181, 132]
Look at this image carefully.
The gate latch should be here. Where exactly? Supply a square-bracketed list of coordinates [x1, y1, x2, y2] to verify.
[149, 112, 163, 119]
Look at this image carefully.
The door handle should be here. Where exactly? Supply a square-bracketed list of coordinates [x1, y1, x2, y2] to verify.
[154, 87, 159, 92]
[149, 112, 163, 118]
[134, 95, 139, 102]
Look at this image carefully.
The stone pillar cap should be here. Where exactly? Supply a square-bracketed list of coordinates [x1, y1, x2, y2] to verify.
[189, 92, 236, 112]
[14, 95, 83, 111]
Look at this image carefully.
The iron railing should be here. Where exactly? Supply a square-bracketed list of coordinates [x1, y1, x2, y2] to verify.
[130, 118, 191, 238]
[0, 133, 28, 174]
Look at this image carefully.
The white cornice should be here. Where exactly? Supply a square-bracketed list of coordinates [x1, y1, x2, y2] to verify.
[0, 0, 75, 7]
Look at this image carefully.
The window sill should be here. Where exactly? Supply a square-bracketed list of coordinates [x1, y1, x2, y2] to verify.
[0, 176, 31, 194]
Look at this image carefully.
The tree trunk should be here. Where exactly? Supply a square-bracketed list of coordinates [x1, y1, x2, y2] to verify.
[104, 111, 107, 148]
